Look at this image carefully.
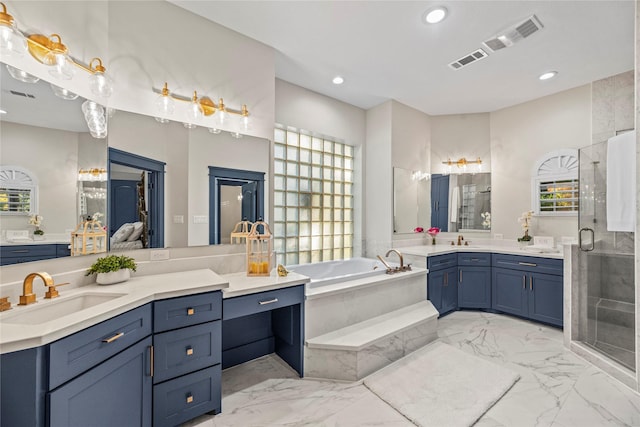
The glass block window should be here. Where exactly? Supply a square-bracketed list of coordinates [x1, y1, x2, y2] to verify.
[274, 126, 354, 266]
[531, 149, 579, 215]
[0, 166, 38, 215]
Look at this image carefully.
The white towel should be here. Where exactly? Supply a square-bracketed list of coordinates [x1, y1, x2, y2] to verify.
[606, 130, 636, 232]
[450, 186, 459, 223]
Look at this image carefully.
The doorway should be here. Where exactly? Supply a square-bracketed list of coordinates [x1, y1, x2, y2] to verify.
[108, 148, 165, 249]
[209, 167, 264, 244]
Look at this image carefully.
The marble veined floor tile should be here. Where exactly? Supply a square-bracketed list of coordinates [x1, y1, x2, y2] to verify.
[551, 366, 640, 426]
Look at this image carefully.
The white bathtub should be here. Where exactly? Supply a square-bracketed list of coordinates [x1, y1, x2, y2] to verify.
[287, 257, 388, 289]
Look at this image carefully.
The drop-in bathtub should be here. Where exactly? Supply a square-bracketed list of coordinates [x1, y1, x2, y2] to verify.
[287, 257, 388, 289]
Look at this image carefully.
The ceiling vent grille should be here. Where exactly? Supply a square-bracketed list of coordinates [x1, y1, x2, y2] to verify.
[448, 49, 488, 70]
[483, 15, 544, 52]
[8, 90, 35, 99]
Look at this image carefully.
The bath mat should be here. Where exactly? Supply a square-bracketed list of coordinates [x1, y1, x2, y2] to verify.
[363, 341, 519, 427]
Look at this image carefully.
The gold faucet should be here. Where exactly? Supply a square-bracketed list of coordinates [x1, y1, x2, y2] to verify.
[385, 249, 411, 272]
[19, 272, 65, 305]
[457, 235, 464, 246]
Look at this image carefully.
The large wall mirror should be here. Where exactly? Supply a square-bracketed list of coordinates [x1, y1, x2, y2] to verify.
[431, 173, 491, 232]
[393, 167, 430, 234]
[0, 64, 270, 266]
[0, 63, 108, 265]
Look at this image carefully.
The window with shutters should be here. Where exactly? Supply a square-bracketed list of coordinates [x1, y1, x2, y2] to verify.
[0, 166, 38, 215]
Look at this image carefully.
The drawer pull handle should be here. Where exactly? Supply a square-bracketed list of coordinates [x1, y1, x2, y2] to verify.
[470, 258, 479, 262]
[102, 332, 124, 343]
[530, 276, 533, 291]
[186, 346, 194, 356]
[522, 276, 526, 289]
[11, 250, 29, 253]
[259, 298, 279, 305]
[518, 262, 537, 267]
[187, 307, 195, 316]
[186, 394, 194, 404]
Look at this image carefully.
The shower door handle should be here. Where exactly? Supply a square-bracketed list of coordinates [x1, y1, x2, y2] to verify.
[578, 227, 595, 252]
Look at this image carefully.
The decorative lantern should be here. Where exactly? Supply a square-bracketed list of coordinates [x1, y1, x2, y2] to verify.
[71, 219, 106, 256]
[246, 220, 272, 277]
[230, 220, 253, 244]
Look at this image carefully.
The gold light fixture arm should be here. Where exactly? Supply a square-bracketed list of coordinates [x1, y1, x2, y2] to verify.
[0, 2, 15, 26]
[151, 85, 249, 118]
[26, 33, 108, 75]
[442, 157, 482, 168]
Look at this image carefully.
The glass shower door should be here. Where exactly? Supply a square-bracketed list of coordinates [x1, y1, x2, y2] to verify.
[577, 141, 635, 371]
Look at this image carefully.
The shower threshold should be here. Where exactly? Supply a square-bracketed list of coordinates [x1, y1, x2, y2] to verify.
[584, 340, 635, 372]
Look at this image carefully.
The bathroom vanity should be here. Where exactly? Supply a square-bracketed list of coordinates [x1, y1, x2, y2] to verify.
[403, 245, 564, 328]
[0, 269, 308, 427]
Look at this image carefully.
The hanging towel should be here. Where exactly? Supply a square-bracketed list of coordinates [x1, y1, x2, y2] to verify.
[606, 130, 636, 232]
[450, 186, 459, 223]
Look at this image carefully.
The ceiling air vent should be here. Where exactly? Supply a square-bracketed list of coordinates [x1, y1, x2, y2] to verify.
[483, 15, 544, 52]
[448, 49, 488, 70]
[9, 90, 35, 99]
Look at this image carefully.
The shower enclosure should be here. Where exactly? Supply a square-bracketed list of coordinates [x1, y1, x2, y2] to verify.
[577, 140, 635, 371]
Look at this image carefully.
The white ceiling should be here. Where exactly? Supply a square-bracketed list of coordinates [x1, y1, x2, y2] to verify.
[170, 0, 635, 116]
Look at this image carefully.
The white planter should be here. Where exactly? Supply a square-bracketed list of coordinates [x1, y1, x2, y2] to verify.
[96, 269, 131, 285]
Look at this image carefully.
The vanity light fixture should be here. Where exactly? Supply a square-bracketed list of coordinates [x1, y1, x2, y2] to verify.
[152, 83, 250, 134]
[411, 171, 431, 181]
[442, 157, 482, 174]
[539, 71, 557, 81]
[0, 2, 27, 58]
[5, 64, 39, 83]
[423, 6, 448, 24]
[87, 58, 113, 98]
[78, 168, 107, 182]
[82, 100, 107, 139]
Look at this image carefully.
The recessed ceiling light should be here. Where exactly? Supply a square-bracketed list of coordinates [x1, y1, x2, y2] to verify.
[423, 7, 448, 24]
[332, 76, 344, 85]
[539, 71, 557, 81]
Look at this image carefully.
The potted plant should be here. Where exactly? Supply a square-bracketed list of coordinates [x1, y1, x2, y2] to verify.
[517, 210, 534, 247]
[29, 214, 44, 240]
[86, 255, 137, 285]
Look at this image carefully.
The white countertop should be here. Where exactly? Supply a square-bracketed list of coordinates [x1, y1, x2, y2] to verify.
[0, 269, 229, 354]
[399, 244, 564, 259]
[221, 271, 310, 298]
[1, 238, 71, 246]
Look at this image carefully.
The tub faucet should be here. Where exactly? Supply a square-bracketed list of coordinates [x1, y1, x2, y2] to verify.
[384, 249, 411, 273]
[377, 255, 393, 271]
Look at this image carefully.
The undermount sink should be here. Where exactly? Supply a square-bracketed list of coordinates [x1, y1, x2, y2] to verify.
[1, 292, 126, 325]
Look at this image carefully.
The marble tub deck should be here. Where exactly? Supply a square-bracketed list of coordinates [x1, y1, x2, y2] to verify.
[186, 312, 640, 426]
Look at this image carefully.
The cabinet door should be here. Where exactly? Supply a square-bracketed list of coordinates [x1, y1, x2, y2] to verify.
[458, 266, 491, 309]
[48, 336, 152, 427]
[427, 270, 444, 313]
[492, 268, 527, 317]
[440, 267, 458, 314]
[528, 272, 563, 327]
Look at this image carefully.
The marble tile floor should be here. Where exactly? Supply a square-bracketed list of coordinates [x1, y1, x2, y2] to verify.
[186, 312, 640, 427]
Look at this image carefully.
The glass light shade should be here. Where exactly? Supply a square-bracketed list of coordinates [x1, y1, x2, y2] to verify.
[183, 122, 197, 130]
[90, 129, 107, 139]
[154, 93, 175, 116]
[230, 132, 243, 139]
[82, 100, 105, 117]
[241, 115, 251, 132]
[50, 83, 78, 100]
[208, 128, 222, 134]
[216, 109, 227, 127]
[5, 64, 39, 83]
[0, 23, 26, 57]
[185, 99, 203, 122]
[46, 52, 75, 80]
[89, 71, 113, 98]
[155, 117, 170, 124]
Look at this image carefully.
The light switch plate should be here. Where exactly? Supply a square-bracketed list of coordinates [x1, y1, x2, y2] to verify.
[493, 233, 503, 240]
[533, 236, 554, 247]
[193, 215, 208, 224]
[6, 230, 30, 241]
[150, 249, 170, 261]
[173, 215, 184, 224]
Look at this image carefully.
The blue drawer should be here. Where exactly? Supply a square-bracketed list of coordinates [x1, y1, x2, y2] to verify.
[49, 304, 152, 390]
[1, 244, 57, 258]
[153, 321, 221, 384]
[457, 252, 491, 266]
[427, 253, 457, 271]
[492, 254, 563, 276]
[153, 365, 221, 427]
[154, 291, 222, 333]
[223, 285, 304, 321]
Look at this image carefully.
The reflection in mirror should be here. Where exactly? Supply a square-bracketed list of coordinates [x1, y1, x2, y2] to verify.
[0, 63, 108, 265]
[431, 173, 491, 232]
[393, 167, 430, 234]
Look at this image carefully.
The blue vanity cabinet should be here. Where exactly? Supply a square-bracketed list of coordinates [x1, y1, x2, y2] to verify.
[48, 336, 153, 427]
[0, 244, 58, 265]
[222, 285, 305, 376]
[152, 291, 223, 427]
[491, 254, 563, 327]
[457, 253, 492, 309]
[427, 253, 458, 315]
